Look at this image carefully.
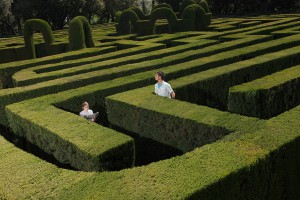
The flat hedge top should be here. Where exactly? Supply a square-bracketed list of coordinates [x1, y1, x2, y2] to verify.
[230, 64, 300, 92]
[2, 101, 300, 199]
[2, 15, 300, 199]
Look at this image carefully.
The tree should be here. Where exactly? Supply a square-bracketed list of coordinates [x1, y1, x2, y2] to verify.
[152, 0, 155, 10]
[0, 0, 17, 36]
[82, 0, 104, 23]
[141, 0, 147, 14]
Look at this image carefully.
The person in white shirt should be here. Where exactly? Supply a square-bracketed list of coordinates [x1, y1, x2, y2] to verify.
[154, 71, 175, 98]
[79, 102, 95, 122]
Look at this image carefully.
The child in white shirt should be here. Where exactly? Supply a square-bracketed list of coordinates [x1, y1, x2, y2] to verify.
[154, 71, 175, 98]
[79, 102, 95, 122]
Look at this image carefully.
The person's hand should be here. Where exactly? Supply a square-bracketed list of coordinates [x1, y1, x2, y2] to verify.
[171, 91, 175, 99]
[92, 118, 95, 122]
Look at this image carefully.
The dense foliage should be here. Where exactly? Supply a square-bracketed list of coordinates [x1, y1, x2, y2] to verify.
[1, 0, 300, 37]
[157, 0, 300, 13]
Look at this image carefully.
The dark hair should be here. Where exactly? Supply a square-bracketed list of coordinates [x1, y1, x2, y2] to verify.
[156, 71, 165, 80]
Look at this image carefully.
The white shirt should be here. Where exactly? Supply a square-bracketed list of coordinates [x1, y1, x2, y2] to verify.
[155, 81, 173, 98]
[79, 109, 93, 117]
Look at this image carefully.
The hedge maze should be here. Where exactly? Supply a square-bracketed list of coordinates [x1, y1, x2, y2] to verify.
[1, 13, 300, 199]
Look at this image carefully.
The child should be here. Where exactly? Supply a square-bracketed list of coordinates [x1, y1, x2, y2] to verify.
[79, 102, 96, 122]
[154, 71, 175, 98]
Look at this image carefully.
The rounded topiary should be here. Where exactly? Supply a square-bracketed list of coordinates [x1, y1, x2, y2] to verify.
[128, 6, 146, 20]
[23, 19, 54, 59]
[149, 7, 178, 34]
[182, 4, 211, 30]
[196, 0, 210, 13]
[179, 0, 196, 16]
[151, 3, 173, 13]
[115, 11, 122, 23]
[117, 10, 139, 35]
[68, 16, 95, 51]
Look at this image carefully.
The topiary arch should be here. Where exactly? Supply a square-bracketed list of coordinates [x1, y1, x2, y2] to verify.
[179, 0, 196, 16]
[128, 6, 147, 20]
[151, 3, 173, 13]
[149, 7, 178, 34]
[116, 1, 212, 35]
[68, 16, 95, 51]
[23, 19, 55, 59]
[182, 4, 212, 30]
[116, 10, 139, 35]
[197, 0, 210, 13]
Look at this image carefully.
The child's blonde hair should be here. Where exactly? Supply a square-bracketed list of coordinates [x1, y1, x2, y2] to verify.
[82, 102, 89, 108]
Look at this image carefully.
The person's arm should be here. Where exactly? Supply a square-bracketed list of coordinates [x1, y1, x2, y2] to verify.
[79, 111, 84, 117]
[167, 84, 175, 99]
[154, 84, 158, 95]
[170, 91, 175, 99]
[90, 110, 95, 122]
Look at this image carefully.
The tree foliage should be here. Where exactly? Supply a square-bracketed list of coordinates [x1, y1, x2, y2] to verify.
[1, 0, 300, 37]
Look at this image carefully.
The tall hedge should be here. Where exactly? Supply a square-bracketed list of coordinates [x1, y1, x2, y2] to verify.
[68, 16, 95, 51]
[23, 19, 54, 59]
[182, 4, 211, 30]
[149, 7, 178, 34]
[228, 65, 300, 119]
[117, 10, 139, 35]
[196, 0, 210, 13]
[128, 6, 147, 20]
[151, 3, 173, 13]
[179, 0, 196, 16]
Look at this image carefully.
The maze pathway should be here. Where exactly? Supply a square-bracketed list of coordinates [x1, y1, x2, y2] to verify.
[1, 15, 300, 199]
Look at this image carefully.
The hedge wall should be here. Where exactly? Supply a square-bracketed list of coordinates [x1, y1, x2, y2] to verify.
[0, 34, 291, 127]
[151, 3, 173, 13]
[2, 102, 300, 199]
[23, 19, 55, 59]
[116, 10, 139, 35]
[149, 7, 179, 34]
[106, 86, 264, 151]
[0, 45, 116, 88]
[68, 16, 95, 51]
[179, 0, 196, 16]
[13, 34, 272, 88]
[182, 4, 211, 31]
[129, 6, 148, 20]
[13, 39, 214, 87]
[6, 97, 135, 171]
[228, 65, 300, 119]
[197, 0, 210, 13]
[107, 52, 300, 150]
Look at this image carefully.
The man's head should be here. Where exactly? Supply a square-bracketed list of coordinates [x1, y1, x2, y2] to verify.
[155, 71, 165, 81]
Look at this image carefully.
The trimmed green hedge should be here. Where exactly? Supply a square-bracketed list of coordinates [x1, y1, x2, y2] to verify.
[116, 0, 212, 35]
[13, 34, 273, 88]
[182, 4, 211, 31]
[179, 0, 196, 16]
[196, 0, 210, 13]
[13, 39, 215, 87]
[129, 6, 148, 20]
[149, 7, 178, 34]
[105, 39, 300, 149]
[116, 10, 139, 35]
[0, 34, 291, 127]
[106, 86, 263, 151]
[23, 19, 55, 59]
[173, 44, 300, 112]
[68, 16, 95, 51]
[3, 101, 300, 199]
[0, 46, 116, 88]
[6, 97, 135, 171]
[2, 15, 300, 199]
[151, 3, 173, 13]
[228, 65, 300, 119]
